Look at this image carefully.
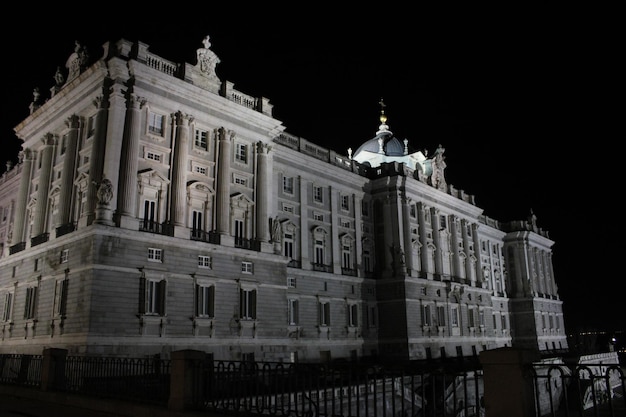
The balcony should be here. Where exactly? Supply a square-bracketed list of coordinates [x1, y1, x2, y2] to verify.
[311, 263, 333, 273]
[190, 229, 220, 245]
[9, 242, 26, 255]
[341, 267, 357, 276]
[31, 233, 49, 247]
[55, 223, 75, 238]
[234, 237, 260, 252]
[287, 259, 301, 268]
[139, 220, 174, 237]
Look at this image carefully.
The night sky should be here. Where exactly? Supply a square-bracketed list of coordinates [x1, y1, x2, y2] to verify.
[2, 7, 621, 332]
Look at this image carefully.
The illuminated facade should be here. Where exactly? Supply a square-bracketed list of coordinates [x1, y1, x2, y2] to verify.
[0, 36, 567, 361]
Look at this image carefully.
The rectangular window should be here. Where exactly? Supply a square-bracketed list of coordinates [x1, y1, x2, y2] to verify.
[60, 249, 69, 264]
[148, 111, 164, 136]
[468, 307, 476, 327]
[3, 293, 13, 322]
[198, 255, 212, 269]
[34, 258, 40, 272]
[314, 240, 324, 265]
[341, 195, 349, 211]
[361, 200, 369, 217]
[342, 245, 351, 269]
[195, 284, 215, 317]
[288, 298, 299, 325]
[283, 176, 294, 194]
[314, 212, 324, 221]
[241, 261, 253, 274]
[287, 277, 296, 288]
[348, 303, 358, 327]
[313, 185, 323, 203]
[53, 279, 69, 317]
[194, 165, 207, 175]
[451, 306, 459, 327]
[284, 234, 294, 259]
[87, 115, 96, 138]
[240, 288, 257, 320]
[363, 250, 371, 273]
[194, 129, 208, 150]
[439, 215, 447, 230]
[234, 175, 247, 186]
[410, 205, 417, 218]
[437, 306, 446, 326]
[24, 287, 38, 319]
[422, 304, 431, 326]
[235, 143, 247, 163]
[148, 248, 163, 262]
[139, 278, 166, 315]
[319, 301, 331, 326]
[146, 151, 162, 162]
[479, 309, 485, 326]
[501, 315, 507, 330]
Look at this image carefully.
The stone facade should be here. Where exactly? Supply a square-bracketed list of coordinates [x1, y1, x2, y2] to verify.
[0, 36, 567, 361]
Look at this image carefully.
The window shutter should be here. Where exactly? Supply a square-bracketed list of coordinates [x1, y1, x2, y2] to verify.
[208, 286, 215, 317]
[294, 300, 299, 324]
[60, 279, 69, 316]
[157, 280, 167, 315]
[251, 289, 257, 319]
[239, 288, 244, 318]
[138, 276, 146, 314]
[194, 284, 200, 316]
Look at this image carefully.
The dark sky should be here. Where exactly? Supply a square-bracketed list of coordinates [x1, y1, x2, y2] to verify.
[2, 7, 622, 332]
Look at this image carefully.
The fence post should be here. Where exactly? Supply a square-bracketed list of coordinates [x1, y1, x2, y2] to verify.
[479, 347, 540, 417]
[168, 349, 206, 411]
[41, 348, 68, 391]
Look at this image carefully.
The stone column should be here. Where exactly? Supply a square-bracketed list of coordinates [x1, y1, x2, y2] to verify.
[330, 187, 340, 272]
[117, 94, 143, 219]
[417, 202, 429, 277]
[85, 95, 109, 225]
[216, 128, 232, 235]
[471, 223, 483, 286]
[32, 134, 55, 237]
[431, 208, 444, 276]
[354, 195, 363, 276]
[56, 116, 79, 228]
[170, 111, 192, 226]
[10, 149, 34, 246]
[401, 197, 413, 273]
[255, 141, 271, 242]
[298, 177, 310, 269]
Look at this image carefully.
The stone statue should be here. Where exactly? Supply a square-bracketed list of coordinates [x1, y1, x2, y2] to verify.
[196, 35, 220, 76]
[430, 144, 447, 191]
[271, 216, 282, 243]
[96, 178, 113, 205]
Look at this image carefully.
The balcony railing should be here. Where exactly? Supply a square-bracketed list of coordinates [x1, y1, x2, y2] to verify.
[139, 220, 174, 237]
[190, 229, 221, 244]
[312, 263, 333, 273]
[56, 223, 76, 238]
[9, 242, 26, 255]
[31, 233, 49, 247]
[234, 237, 261, 252]
[341, 267, 357, 276]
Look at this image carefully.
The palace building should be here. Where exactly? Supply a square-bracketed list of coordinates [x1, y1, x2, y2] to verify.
[0, 36, 567, 361]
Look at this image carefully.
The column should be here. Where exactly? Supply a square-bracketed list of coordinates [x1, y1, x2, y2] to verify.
[117, 94, 143, 219]
[255, 141, 271, 242]
[417, 202, 429, 277]
[10, 149, 34, 246]
[170, 111, 192, 226]
[56, 116, 79, 228]
[354, 195, 363, 276]
[401, 197, 413, 273]
[32, 134, 55, 237]
[471, 223, 483, 286]
[298, 177, 310, 269]
[216, 127, 232, 235]
[430, 208, 444, 276]
[85, 95, 109, 224]
[330, 187, 340, 272]
[449, 216, 461, 278]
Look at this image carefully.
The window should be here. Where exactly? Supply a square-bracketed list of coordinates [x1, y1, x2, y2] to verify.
[140, 278, 166, 315]
[363, 250, 371, 273]
[86, 115, 96, 138]
[342, 245, 351, 269]
[451, 306, 459, 327]
[192, 210, 203, 233]
[313, 185, 323, 203]
[340, 219, 350, 228]
[288, 298, 299, 325]
[439, 215, 446, 230]
[148, 111, 164, 136]
[341, 195, 349, 211]
[282, 204, 294, 213]
[195, 284, 215, 317]
[287, 277, 296, 288]
[240, 288, 257, 320]
[60, 249, 69, 264]
[479, 309, 485, 327]
[284, 233, 294, 259]
[146, 151, 161, 162]
[3, 292, 13, 322]
[469, 307, 476, 327]
[234, 175, 247, 186]
[194, 165, 208, 175]
[194, 129, 208, 150]
[34, 258, 40, 272]
[421, 304, 431, 326]
[283, 176, 294, 194]
[437, 306, 446, 326]
[198, 255, 212, 269]
[53, 279, 69, 317]
[148, 248, 163, 262]
[24, 286, 38, 319]
[143, 200, 157, 229]
[367, 305, 377, 327]
[319, 301, 330, 326]
[501, 315, 507, 330]
[314, 239, 325, 265]
[410, 205, 416, 218]
[241, 261, 253, 274]
[235, 143, 247, 163]
[348, 303, 358, 327]
[314, 212, 324, 221]
[60, 135, 67, 155]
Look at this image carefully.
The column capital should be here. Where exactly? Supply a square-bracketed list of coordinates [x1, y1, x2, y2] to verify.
[65, 114, 80, 129]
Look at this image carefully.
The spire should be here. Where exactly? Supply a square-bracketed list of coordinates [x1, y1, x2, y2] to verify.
[376, 98, 391, 135]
